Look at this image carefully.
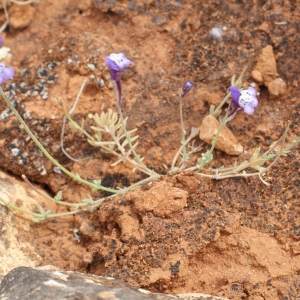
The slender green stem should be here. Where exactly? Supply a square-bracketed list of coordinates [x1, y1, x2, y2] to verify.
[211, 92, 231, 118]
[0, 196, 80, 219]
[90, 129, 156, 177]
[179, 94, 187, 163]
[61, 105, 95, 141]
[211, 65, 248, 118]
[199, 111, 229, 171]
[112, 83, 159, 177]
[170, 126, 200, 171]
[0, 87, 118, 194]
[22, 175, 87, 207]
[185, 110, 229, 172]
[259, 119, 290, 174]
[63, 98, 155, 176]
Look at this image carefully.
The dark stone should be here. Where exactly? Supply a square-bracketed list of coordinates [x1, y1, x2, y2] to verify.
[0, 267, 228, 300]
[169, 261, 180, 275]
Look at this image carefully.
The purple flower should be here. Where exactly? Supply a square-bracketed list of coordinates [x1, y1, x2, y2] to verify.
[0, 63, 14, 84]
[105, 53, 131, 109]
[0, 36, 14, 84]
[105, 53, 131, 72]
[229, 86, 258, 115]
[181, 81, 193, 97]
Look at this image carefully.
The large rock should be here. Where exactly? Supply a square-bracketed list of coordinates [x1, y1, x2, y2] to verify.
[0, 170, 44, 274]
[0, 267, 229, 300]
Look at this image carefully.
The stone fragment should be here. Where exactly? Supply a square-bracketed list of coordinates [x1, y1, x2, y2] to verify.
[132, 181, 187, 218]
[9, 4, 36, 30]
[252, 45, 277, 84]
[251, 70, 263, 83]
[199, 115, 243, 155]
[0, 47, 12, 65]
[251, 45, 288, 98]
[267, 77, 287, 97]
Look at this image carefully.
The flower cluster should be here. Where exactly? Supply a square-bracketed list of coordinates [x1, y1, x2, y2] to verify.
[0, 36, 14, 84]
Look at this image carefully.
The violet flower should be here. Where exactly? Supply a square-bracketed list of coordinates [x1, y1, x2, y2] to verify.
[0, 63, 14, 84]
[0, 36, 14, 84]
[181, 81, 193, 97]
[229, 86, 258, 115]
[105, 53, 131, 109]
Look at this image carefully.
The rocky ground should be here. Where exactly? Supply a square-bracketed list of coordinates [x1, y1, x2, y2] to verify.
[0, 1, 299, 299]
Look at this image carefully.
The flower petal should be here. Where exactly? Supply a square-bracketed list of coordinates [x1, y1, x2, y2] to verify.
[229, 86, 241, 105]
[247, 86, 257, 96]
[0, 36, 2, 48]
[3, 66, 14, 81]
[243, 105, 255, 114]
[105, 53, 131, 71]
[181, 81, 193, 96]
[239, 89, 258, 108]
[0, 63, 14, 84]
[105, 56, 119, 71]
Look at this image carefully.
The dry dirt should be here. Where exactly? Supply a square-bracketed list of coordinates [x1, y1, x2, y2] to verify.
[0, 0, 300, 299]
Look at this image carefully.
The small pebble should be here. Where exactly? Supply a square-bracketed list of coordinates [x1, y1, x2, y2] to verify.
[87, 63, 96, 71]
[20, 68, 30, 75]
[6, 84, 15, 91]
[20, 87, 28, 94]
[11, 148, 21, 156]
[12, 100, 19, 107]
[46, 61, 57, 70]
[18, 157, 27, 165]
[38, 79, 46, 86]
[41, 91, 49, 100]
[98, 79, 105, 88]
[0, 109, 12, 120]
[8, 90, 16, 100]
[53, 167, 62, 174]
[38, 166, 47, 176]
[37, 68, 48, 78]
[23, 111, 32, 120]
[47, 75, 55, 84]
